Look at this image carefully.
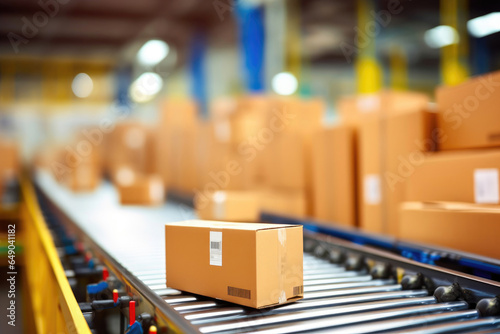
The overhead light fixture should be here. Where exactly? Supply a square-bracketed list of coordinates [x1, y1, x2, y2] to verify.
[129, 72, 163, 103]
[468, 12, 500, 38]
[137, 40, 169, 66]
[424, 25, 459, 48]
[71, 73, 93, 98]
[272, 72, 298, 96]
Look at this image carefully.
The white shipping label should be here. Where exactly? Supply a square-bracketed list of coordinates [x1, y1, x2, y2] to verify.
[210, 231, 222, 266]
[364, 174, 381, 205]
[212, 191, 227, 220]
[474, 169, 499, 204]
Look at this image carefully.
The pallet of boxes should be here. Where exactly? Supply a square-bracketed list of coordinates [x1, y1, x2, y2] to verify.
[105, 121, 164, 206]
[194, 96, 324, 222]
[399, 70, 500, 259]
[0, 140, 19, 204]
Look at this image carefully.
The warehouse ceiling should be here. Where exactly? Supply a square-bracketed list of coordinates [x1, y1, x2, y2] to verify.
[0, 0, 499, 69]
[0, 0, 233, 61]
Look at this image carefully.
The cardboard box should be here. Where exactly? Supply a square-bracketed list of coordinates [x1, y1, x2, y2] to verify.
[0, 141, 19, 180]
[358, 114, 384, 233]
[338, 91, 430, 126]
[259, 189, 307, 218]
[165, 220, 303, 308]
[67, 163, 100, 191]
[116, 172, 164, 205]
[195, 191, 261, 222]
[358, 107, 436, 235]
[406, 149, 500, 204]
[266, 132, 305, 190]
[311, 125, 357, 226]
[107, 122, 150, 175]
[436, 70, 500, 150]
[399, 202, 500, 259]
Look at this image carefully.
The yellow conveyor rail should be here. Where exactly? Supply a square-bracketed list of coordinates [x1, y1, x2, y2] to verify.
[21, 176, 91, 334]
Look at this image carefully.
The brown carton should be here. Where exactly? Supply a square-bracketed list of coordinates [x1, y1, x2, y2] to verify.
[267, 132, 305, 190]
[338, 90, 430, 126]
[406, 149, 500, 204]
[358, 108, 436, 235]
[195, 191, 261, 222]
[399, 202, 500, 259]
[116, 171, 164, 205]
[165, 220, 303, 308]
[436, 70, 500, 150]
[311, 125, 357, 226]
[259, 189, 307, 218]
[0, 141, 19, 181]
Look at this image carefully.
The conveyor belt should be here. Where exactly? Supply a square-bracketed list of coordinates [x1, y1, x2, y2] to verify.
[35, 170, 500, 333]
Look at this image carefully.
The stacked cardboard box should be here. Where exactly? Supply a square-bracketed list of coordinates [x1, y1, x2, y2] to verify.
[338, 91, 435, 235]
[157, 98, 199, 194]
[0, 140, 19, 200]
[398, 71, 500, 255]
[399, 202, 500, 259]
[115, 167, 164, 205]
[311, 125, 357, 226]
[195, 190, 261, 221]
[105, 122, 155, 177]
[262, 97, 324, 216]
[53, 144, 101, 192]
[436, 70, 500, 150]
[0, 141, 19, 180]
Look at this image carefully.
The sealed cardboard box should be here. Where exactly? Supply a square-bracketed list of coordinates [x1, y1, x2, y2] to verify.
[195, 190, 261, 222]
[399, 202, 500, 259]
[266, 132, 305, 190]
[406, 149, 500, 204]
[259, 189, 307, 218]
[116, 171, 164, 205]
[358, 114, 384, 233]
[436, 70, 500, 150]
[338, 90, 430, 126]
[358, 107, 436, 235]
[165, 220, 303, 308]
[107, 122, 150, 175]
[67, 163, 101, 191]
[311, 125, 357, 226]
[0, 141, 19, 180]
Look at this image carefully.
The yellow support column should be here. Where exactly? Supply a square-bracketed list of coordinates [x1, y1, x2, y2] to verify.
[440, 0, 469, 85]
[0, 60, 15, 106]
[389, 47, 408, 91]
[286, 0, 302, 92]
[356, 0, 383, 94]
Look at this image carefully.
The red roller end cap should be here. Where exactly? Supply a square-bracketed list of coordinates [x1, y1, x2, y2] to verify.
[102, 267, 109, 281]
[129, 301, 135, 326]
[113, 289, 118, 303]
[85, 251, 92, 263]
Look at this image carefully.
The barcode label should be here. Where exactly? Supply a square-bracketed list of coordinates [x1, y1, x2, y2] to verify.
[474, 169, 499, 204]
[293, 285, 304, 295]
[364, 174, 381, 205]
[209, 231, 222, 266]
[228, 286, 251, 299]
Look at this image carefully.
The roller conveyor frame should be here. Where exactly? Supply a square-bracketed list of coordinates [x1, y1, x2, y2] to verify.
[35, 184, 500, 333]
[37, 188, 202, 334]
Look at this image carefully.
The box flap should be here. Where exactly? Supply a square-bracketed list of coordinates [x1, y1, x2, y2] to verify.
[402, 201, 500, 213]
[165, 220, 297, 231]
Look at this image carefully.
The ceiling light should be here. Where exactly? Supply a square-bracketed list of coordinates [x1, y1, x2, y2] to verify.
[71, 73, 93, 98]
[129, 72, 163, 103]
[424, 25, 459, 48]
[137, 40, 169, 66]
[272, 72, 298, 96]
[468, 13, 500, 38]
